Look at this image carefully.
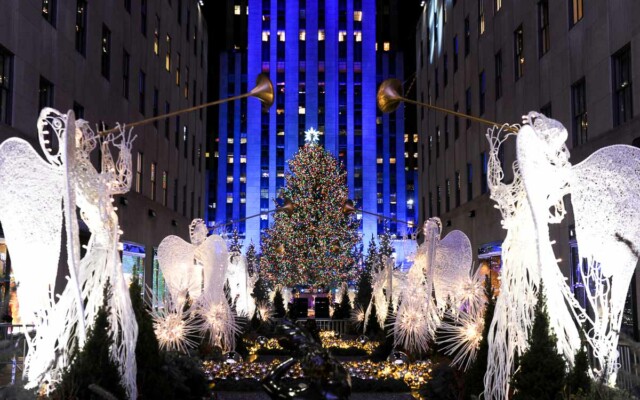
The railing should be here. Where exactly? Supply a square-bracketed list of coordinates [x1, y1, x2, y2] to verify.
[617, 342, 640, 392]
[294, 319, 350, 334]
[0, 324, 34, 384]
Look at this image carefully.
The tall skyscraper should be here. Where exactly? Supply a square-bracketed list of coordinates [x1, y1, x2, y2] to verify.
[209, 0, 418, 254]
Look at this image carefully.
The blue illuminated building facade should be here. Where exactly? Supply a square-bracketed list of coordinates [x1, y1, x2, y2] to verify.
[209, 0, 418, 250]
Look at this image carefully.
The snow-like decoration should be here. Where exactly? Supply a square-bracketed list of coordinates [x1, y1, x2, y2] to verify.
[0, 108, 138, 397]
[226, 255, 257, 318]
[484, 112, 640, 396]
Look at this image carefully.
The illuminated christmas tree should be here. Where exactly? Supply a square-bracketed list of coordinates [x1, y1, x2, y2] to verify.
[260, 140, 360, 288]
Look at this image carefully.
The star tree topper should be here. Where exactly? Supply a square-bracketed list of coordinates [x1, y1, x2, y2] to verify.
[304, 127, 321, 145]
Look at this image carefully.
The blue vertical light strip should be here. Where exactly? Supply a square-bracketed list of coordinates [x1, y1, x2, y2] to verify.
[284, 0, 299, 162]
[382, 55, 391, 221]
[324, 0, 338, 157]
[269, 0, 278, 225]
[306, 0, 318, 130]
[233, 53, 242, 224]
[395, 54, 407, 236]
[246, 0, 263, 247]
[361, 0, 377, 241]
[216, 54, 229, 225]
[346, 0, 355, 198]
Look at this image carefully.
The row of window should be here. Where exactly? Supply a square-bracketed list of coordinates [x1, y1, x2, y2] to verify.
[134, 152, 201, 219]
[425, 42, 632, 154]
[426, 155, 486, 218]
[426, 0, 584, 88]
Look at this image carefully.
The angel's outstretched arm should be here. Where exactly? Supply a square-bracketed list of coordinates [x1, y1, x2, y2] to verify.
[106, 126, 136, 195]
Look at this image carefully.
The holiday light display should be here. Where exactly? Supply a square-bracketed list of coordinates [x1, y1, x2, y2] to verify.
[156, 220, 238, 351]
[484, 112, 640, 397]
[152, 296, 198, 353]
[0, 109, 138, 397]
[392, 217, 481, 364]
[203, 359, 432, 394]
[260, 143, 361, 288]
[364, 259, 406, 330]
[226, 255, 257, 318]
[439, 311, 485, 371]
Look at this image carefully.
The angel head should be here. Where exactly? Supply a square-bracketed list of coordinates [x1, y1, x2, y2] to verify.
[523, 111, 569, 155]
[189, 219, 208, 245]
[424, 217, 443, 240]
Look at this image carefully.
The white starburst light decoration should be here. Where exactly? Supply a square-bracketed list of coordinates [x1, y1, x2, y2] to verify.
[304, 127, 321, 145]
[196, 293, 239, 351]
[439, 311, 484, 371]
[152, 304, 198, 353]
[256, 301, 272, 322]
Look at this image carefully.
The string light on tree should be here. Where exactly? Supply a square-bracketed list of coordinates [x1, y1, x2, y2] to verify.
[260, 143, 360, 288]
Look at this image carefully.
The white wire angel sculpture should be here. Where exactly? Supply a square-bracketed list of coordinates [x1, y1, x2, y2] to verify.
[156, 219, 238, 351]
[484, 111, 640, 398]
[0, 108, 138, 397]
[392, 217, 485, 368]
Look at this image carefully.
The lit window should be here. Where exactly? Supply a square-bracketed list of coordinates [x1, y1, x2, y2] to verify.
[234, 5, 241, 15]
[495, 0, 502, 12]
[383, 42, 390, 51]
[338, 31, 346, 42]
[390, 158, 396, 164]
[377, 158, 383, 164]
[227, 156, 234, 163]
[165, 35, 171, 71]
[262, 31, 270, 41]
[246, 6, 249, 14]
[298, 106, 306, 114]
[226, 176, 233, 183]
[240, 137, 247, 144]
[318, 30, 325, 41]
[277, 130, 285, 136]
[240, 198, 246, 204]
[299, 30, 306, 41]
[375, 42, 378, 51]
[570, 0, 583, 26]
[354, 10, 362, 21]
[240, 156, 247, 163]
[227, 196, 233, 203]
[240, 176, 246, 183]
[278, 31, 285, 41]
[354, 31, 362, 42]
[227, 138, 234, 144]
[413, 134, 418, 142]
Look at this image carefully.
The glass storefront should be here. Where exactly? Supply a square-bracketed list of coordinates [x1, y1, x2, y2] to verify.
[122, 242, 145, 297]
[152, 248, 166, 308]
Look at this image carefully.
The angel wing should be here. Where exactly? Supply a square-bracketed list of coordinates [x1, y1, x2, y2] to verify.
[433, 230, 473, 309]
[198, 234, 228, 295]
[571, 145, 640, 278]
[226, 255, 256, 317]
[0, 139, 63, 323]
[0, 107, 81, 324]
[157, 236, 200, 303]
